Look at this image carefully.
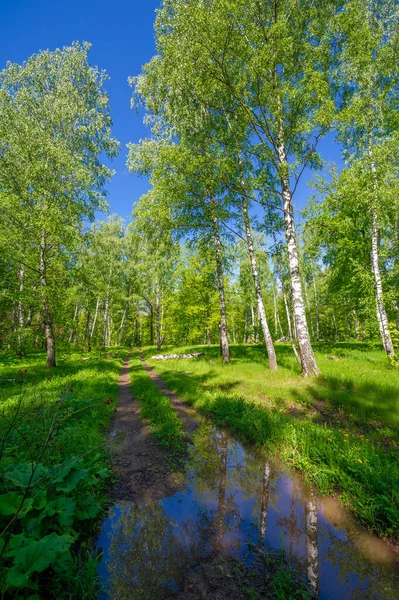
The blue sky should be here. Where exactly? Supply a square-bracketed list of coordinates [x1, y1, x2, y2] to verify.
[0, 0, 343, 224]
[0, 0, 159, 221]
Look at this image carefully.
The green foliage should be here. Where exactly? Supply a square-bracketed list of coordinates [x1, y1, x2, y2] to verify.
[0, 349, 126, 598]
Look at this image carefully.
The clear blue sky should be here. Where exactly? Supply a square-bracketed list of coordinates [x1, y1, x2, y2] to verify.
[0, 0, 343, 224]
[0, 0, 160, 221]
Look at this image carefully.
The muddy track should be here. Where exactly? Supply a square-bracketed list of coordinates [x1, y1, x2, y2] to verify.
[139, 349, 199, 435]
[108, 353, 184, 503]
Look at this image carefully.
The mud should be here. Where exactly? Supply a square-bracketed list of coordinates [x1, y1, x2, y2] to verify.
[108, 353, 184, 503]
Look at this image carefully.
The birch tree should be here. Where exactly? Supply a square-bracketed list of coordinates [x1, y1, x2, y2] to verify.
[0, 42, 119, 366]
[132, 0, 338, 374]
[335, 0, 399, 357]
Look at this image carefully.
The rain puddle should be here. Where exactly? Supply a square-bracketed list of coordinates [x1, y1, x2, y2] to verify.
[97, 422, 399, 599]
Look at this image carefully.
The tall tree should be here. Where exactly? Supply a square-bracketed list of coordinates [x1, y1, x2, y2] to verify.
[0, 42, 119, 366]
[132, 0, 338, 374]
[335, 0, 399, 357]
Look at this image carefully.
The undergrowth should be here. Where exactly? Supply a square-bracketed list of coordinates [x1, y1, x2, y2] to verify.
[0, 348, 127, 599]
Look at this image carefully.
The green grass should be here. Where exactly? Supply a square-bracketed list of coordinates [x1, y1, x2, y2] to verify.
[142, 342, 399, 538]
[130, 352, 185, 462]
[0, 347, 127, 599]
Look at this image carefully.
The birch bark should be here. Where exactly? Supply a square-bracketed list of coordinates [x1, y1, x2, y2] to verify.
[90, 297, 100, 343]
[40, 231, 56, 368]
[16, 266, 24, 358]
[210, 197, 230, 363]
[102, 292, 109, 348]
[368, 144, 395, 356]
[242, 197, 277, 369]
[68, 305, 79, 344]
[277, 136, 320, 376]
[155, 286, 162, 352]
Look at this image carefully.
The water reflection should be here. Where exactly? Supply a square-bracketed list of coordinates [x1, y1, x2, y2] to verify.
[98, 422, 399, 599]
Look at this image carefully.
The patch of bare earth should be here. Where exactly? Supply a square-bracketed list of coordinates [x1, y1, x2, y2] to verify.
[109, 353, 184, 503]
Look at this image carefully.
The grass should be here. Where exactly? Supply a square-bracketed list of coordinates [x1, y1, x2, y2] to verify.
[129, 352, 185, 463]
[0, 347, 127, 599]
[141, 342, 399, 538]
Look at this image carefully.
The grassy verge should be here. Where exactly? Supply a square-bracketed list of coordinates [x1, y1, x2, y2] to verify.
[142, 342, 399, 538]
[130, 352, 185, 463]
[0, 347, 127, 599]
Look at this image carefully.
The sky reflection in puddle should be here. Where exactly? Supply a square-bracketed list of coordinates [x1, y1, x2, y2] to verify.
[98, 422, 399, 599]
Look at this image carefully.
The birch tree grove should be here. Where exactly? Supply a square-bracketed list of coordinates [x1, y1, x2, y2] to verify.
[0, 0, 398, 369]
[129, 0, 338, 374]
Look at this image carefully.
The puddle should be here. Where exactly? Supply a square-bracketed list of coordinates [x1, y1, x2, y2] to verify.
[97, 422, 399, 599]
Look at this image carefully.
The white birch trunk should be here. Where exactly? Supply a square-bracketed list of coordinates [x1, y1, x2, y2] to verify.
[273, 242, 301, 364]
[371, 213, 395, 355]
[16, 266, 24, 358]
[242, 198, 277, 369]
[68, 304, 79, 345]
[277, 136, 320, 376]
[155, 286, 162, 352]
[90, 297, 100, 341]
[102, 292, 109, 348]
[332, 310, 338, 342]
[368, 142, 394, 355]
[40, 231, 56, 368]
[250, 304, 255, 344]
[210, 197, 230, 363]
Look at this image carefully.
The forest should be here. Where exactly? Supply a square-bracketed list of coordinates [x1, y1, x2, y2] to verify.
[0, 0, 398, 598]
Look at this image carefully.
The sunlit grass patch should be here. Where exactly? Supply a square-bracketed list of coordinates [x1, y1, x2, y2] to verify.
[143, 343, 399, 537]
[130, 352, 186, 462]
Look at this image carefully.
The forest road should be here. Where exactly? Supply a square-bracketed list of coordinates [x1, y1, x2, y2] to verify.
[108, 352, 185, 503]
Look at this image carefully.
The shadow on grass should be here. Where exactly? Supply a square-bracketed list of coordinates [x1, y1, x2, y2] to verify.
[294, 376, 399, 436]
[0, 351, 126, 391]
[146, 343, 397, 427]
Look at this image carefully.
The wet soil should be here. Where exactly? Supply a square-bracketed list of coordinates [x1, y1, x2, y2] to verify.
[179, 553, 315, 600]
[108, 353, 183, 503]
[99, 353, 399, 600]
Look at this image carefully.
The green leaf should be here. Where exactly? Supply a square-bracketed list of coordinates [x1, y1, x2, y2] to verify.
[76, 495, 102, 520]
[45, 496, 76, 527]
[6, 533, 73, 589]
[0, 491, 23, 515]
[5, 464, 48, 489]
[55, 468, 88, 493]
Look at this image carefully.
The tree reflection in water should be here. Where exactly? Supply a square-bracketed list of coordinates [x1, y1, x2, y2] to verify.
[105, 501, 214, 600]
[98, 422, 399, 600]
[305, 491, 319, 596]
